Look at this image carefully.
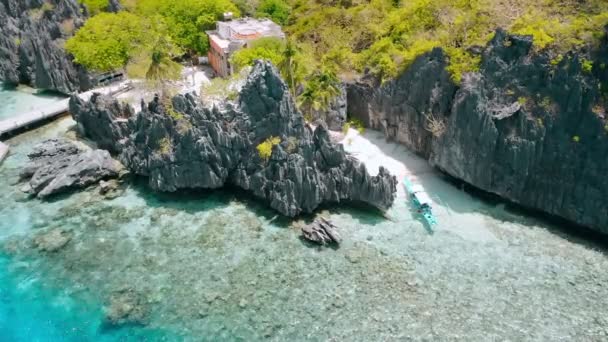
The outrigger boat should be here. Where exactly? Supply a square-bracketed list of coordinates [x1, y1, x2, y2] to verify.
[403, 177, 438, 227]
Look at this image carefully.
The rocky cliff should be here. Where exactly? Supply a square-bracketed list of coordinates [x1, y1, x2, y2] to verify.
[0, 0, 92, 93]
[347, 29, 608, 234]
[70, 61, 397, 217]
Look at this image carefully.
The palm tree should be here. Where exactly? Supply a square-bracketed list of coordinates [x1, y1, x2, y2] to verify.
[279, 39, 299, 99]
[298, 68, 341, 120]
[127, 35, 183, 99]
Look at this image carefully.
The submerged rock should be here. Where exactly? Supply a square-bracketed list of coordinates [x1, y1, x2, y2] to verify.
[99, 179, 124, 199]
[70, 61, 397, 216]
[104, 288, 149, 327]
[0, 0, 92, 92]
[33, 229, 72, 252]
[20, 139, 124, 198]
[301, 217, 342, 245]
[347, 29, 608, 234]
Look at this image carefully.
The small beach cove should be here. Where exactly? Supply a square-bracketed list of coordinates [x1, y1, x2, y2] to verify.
[0, 117, 607, 341]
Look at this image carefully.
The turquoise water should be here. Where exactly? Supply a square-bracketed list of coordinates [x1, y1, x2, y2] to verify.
[0, 117, 607, 340]
[0, 84, 65, 120]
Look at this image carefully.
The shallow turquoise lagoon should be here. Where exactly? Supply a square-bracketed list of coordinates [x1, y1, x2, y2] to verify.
[0, 117, 607, 341]
[0, 85, 65, 121]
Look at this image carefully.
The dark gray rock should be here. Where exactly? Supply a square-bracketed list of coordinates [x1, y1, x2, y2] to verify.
[70, 61, 397, 217]
[346, 48, 457, 157]
[347, 28, 608, 234]
[301, 217, 341, 245]
[20, 138, 124, 198]
[0, 0, 92, 92]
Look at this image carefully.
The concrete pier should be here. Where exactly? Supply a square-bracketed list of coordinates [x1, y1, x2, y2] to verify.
[0, 81, 132, 137]
[0, 141, 8, 165]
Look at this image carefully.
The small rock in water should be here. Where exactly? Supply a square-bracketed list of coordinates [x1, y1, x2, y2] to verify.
[33, 229, 72, 252]
[301, 217, 342, 245]
[104, 288, 149, 327]
[99, 179, 124, 199]
[20, 139, 124, 199]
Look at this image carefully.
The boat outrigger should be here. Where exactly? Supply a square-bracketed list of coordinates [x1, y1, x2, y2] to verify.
[403, 177, 438, 227]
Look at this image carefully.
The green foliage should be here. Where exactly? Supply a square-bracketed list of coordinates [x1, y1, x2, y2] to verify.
[66, 12, 156, 72]
[444, 47, 480, 84]
[13, 38, 21, 46]
[572, 135, 580, 143]
[126, 33, 183, 87]
[511, 13, 557, 50]
[581, 59, 594, 74]
[135, 0, 240, 54]
[257, 136, 281, 161]
[78, 0, 108, 15]
[257, 0, 291, 25]
[518, 97, 528, 106]
[231, 37, 285, 71]
[550, 54, 564, 66]
[158, 137, 172, 155]
[343, 119, 365, 135]
[298, 68, 341, 115]
[201, 70, 245, 101]
[285, 0, 608, 85]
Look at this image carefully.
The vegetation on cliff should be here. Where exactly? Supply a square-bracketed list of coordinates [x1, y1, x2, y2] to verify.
[66, 0, 608, 98]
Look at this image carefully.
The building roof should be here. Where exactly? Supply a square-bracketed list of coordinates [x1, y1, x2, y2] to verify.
[216, 17, 285, 41]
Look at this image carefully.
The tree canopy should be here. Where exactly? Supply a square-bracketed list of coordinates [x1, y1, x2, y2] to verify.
[135, 0, 240, 54]
[256, 0, 291, 25]
[77, 0, 109, 15]
[65, 11, 155, 72]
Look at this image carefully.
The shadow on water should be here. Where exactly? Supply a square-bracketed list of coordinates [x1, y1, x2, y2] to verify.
[361, 130, 608, 251]
[131, 176, 390, 229]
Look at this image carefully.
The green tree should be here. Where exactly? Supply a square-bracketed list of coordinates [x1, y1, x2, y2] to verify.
[126, 34, 183, 96]
[231, 37, 285, 71]
[135, 0, 240, 54]
[256, 0, 291, 25]
[278, 39, 300, 99]
[298, 68, 341, 117]
[78, 0, 108, 15]
[66, 12, 153, 72]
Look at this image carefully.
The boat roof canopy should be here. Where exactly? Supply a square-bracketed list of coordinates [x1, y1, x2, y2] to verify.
[414, 191, 433, 206]
[411, 184, 425, 193]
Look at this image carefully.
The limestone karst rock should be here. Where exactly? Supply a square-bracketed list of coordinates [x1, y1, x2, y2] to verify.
[0, 0, 92, 92]
[346, 29, 608, 234]
[20, 138, 124, 198]
[70, 61, 397, 216]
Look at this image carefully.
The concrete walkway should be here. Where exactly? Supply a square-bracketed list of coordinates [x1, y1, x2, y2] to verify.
[0, 81, 133, 137]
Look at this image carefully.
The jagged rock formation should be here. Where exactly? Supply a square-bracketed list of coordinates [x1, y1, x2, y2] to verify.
[310, 82, 348, 131]
[20, 138, 124, 198]
[0, 0, 92, 93]
[301, 217, 342, 245]
[347, 28, 608, 234]
[70, 61, 397, 217]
